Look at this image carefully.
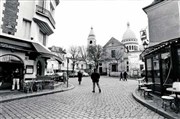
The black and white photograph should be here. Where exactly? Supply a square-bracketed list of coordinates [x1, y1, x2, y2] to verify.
[0, 0, 180, 119]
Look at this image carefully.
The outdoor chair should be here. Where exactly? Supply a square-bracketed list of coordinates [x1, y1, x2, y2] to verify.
[137, 77, 145, 91]
[23, 81, 34, 93]
[161, 82, 180, 111]
[34, 80, 43, 91]
[143, 88, 152, 99]
[169, 82, 180, 98]
[161, 95, 174, 111]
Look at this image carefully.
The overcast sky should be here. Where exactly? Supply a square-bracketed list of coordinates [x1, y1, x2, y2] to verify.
[48, 0, 153, 50]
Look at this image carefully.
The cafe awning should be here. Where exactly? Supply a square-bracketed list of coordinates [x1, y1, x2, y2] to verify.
[140, 37, 180, 59]
[31, 42, 63, 63]
[0, 34, 62, 63]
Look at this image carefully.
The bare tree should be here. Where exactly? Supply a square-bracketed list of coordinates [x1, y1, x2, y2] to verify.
[69, 46, 80, 72]
[87, 45, 103, 70]
[78, 46, 88, 69]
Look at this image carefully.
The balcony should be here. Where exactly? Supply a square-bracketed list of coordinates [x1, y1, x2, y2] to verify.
[36, 5, 55, 28]
[33, 5, 55, 35]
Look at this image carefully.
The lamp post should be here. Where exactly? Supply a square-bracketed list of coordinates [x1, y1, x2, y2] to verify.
[66, 57, 69, 87]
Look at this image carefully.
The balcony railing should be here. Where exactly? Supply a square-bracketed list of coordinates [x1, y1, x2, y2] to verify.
[36, 5, 55, 28]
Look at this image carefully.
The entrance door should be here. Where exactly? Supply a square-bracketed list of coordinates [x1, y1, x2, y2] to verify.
[0, 55, 24, 90]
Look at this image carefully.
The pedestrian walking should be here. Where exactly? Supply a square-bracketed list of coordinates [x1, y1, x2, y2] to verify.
[123, 71, 128, 81]
[91, 69, 101, 93]
[120, 72, 123, 81]
[78, 70, 83, 85]
[12, 68, 20, 91]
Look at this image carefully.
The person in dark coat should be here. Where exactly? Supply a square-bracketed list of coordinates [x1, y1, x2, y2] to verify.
[78, 70, 83, 85]
[91, 69, 101, 93]
[12, 68, 20, 91]
[120, 72, 123, 81]
[123, 71, 128, 81]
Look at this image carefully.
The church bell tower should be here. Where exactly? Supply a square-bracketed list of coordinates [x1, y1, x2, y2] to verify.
[87, 27, 96, 47]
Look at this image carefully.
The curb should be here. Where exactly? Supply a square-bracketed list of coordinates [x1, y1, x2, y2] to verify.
[132, 89, 177, 119]
[0, 84, 75, 103]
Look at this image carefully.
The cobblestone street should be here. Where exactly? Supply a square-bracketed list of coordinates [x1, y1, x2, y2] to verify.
[1, 76, 165, 119]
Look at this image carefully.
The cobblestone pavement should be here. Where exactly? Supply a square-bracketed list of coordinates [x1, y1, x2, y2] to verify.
[1, 76, 165, 119]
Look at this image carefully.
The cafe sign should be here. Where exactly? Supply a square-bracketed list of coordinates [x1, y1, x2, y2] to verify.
[0, 42, 19, 50]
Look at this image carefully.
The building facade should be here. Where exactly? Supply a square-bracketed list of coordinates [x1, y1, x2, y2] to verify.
[142, 0, 180, 95]
[121, 23, 144, 77]
[101, 37, 128, 76]
[0, 0, 60, 90]
[47, 46, 66, 73]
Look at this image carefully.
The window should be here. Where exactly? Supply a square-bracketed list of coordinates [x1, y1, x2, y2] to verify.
[81, 64, 83, 69]
[161, 52, 170, 83]
[112, 64, 117, 72]
[111, 50, 115, 58]
[39, 31, 46, 46]
[127, 66, 129, 72]
[153, 55, 160, 84]
[146, 58, 152, 82]
[23, 19, 31, 39]
[50, 2, 55, 16]
[90, 40, 92, 44]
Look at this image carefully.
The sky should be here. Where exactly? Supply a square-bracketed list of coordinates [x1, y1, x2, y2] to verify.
[48, 0, 154, 50]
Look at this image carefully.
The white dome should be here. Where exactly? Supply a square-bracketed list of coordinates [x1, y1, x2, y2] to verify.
[122, 22, 138, 44]
[122, 22, 136, 40]
[122, 28, 136, 40]
[121, 23, 139, 52]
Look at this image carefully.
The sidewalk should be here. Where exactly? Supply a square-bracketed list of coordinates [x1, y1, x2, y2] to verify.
[0, 82, 75, 103]
[132, 88, 180, 119]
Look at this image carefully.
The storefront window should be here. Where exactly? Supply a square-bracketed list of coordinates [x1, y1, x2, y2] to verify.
[146, 58, 152, 82]
[153, 55, 160, 84]
[161, 52, 170, 84]
[177, 49, 180, 79]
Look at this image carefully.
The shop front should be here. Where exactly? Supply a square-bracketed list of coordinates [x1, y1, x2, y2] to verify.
[0, 54, 24, 89]
[142, 38, 180, 96]
[0, 35, 62, 90]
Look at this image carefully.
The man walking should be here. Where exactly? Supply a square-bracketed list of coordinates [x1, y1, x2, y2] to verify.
[91, 69, 101, 93]
[78, 70, 83, 85]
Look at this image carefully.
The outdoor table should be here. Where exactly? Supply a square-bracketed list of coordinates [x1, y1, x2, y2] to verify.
[144, 82, 153, 86]
[166, 87, 180, 113]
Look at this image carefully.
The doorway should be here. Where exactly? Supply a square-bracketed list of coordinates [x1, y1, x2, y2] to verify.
[0, 55, 24, 90]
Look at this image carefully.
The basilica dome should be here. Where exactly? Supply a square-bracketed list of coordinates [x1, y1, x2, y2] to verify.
[121, 22, 139, 52]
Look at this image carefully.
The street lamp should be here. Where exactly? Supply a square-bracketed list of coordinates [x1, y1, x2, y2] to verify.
[66, 57, 69, 87]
